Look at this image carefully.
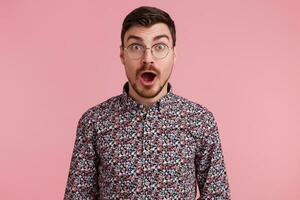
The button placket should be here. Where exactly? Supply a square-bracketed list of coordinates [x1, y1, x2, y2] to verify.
[135, 109, 147, 195]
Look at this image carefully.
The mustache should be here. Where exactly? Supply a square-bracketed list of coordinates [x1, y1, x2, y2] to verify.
[137, 64, 160, 75]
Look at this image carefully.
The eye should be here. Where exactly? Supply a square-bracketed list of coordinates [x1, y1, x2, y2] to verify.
[128, 44, 144, 51]
[153, 43, 167, 51]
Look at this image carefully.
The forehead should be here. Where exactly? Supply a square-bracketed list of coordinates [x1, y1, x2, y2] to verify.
[124, 23, 172, 44]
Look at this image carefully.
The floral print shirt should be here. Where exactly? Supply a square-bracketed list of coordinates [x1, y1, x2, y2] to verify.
[64, 82, 231, 200]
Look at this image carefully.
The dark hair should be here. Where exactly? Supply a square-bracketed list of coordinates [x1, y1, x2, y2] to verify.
[121, 6, 176, 47]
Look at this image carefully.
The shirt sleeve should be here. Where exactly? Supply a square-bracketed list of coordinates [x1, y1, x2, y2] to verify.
[195, 110, 231, 200]
[64, 110, 100, 200]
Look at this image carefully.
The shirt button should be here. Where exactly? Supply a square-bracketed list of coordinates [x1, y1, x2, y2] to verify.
[115, 139, 120, 145]
[158, 165, 163, 170]
[137, 149, 143, 156]
[137, 167, 143, 175]
[137, 132, 143, 138]
[181, 158, 187, 163]
[157, 145, 163, 152]
[158, 183, 164, 189]
[136, 184, 142, 192]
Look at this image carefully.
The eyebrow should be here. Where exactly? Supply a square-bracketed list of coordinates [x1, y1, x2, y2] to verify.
[126, 34, 170, 43]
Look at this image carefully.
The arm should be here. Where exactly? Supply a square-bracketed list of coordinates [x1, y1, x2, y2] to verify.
[195, 110, 231, 200]
[64, 110, 99, 200]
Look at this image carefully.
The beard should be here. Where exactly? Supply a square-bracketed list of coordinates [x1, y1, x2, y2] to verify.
[126, 63, 173, 99]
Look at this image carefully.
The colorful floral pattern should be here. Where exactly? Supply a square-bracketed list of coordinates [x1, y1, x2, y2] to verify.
[64, 82, 231, 200]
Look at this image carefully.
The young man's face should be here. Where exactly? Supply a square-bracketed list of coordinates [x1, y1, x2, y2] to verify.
[120, 23, 176, 100]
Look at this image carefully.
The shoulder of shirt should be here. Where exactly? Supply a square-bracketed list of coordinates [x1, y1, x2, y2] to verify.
[172, 94, 219, 141]
[171, 93, 216, 120]
[77, 94, 124, 123]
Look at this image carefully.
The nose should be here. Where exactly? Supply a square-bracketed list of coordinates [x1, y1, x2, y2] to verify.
[141, 48, 154, 64]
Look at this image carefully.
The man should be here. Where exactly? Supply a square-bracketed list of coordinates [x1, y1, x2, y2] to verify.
[64, 6, 231, 200]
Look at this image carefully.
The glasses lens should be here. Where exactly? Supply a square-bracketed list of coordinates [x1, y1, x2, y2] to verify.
[126, 44, 144, 59]
[125, 43, 170, 59]
[152, 44, 169, 59]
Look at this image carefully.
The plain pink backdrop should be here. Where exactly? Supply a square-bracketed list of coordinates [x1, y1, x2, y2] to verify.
[1, 0, 299, 199]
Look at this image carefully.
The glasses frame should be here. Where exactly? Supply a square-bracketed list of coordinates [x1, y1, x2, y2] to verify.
[123, 43, 174, 60]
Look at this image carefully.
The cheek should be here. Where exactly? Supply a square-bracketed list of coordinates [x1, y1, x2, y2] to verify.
[124, 61, 139, 77]
[160, 59, 174, 73]
[124, 58, 140, 68]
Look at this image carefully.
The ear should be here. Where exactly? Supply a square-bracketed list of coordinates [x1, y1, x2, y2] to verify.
[173, 46, 177, 63]
[120, 45, 125, 65]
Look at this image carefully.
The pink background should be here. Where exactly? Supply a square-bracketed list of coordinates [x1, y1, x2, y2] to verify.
[1, 0, 299, 199]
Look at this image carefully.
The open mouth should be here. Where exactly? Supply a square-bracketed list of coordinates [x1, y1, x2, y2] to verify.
[140, 72, 157, 82]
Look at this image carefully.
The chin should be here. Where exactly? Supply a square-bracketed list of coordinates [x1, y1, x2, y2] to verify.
[144, 86, 165, 98]
[142, 91, 160, 98]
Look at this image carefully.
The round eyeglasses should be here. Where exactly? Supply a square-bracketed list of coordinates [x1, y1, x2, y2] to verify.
[123, 43, 173, 60]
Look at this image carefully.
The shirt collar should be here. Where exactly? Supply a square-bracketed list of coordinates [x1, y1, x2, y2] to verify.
[121, 81, 174, 114]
